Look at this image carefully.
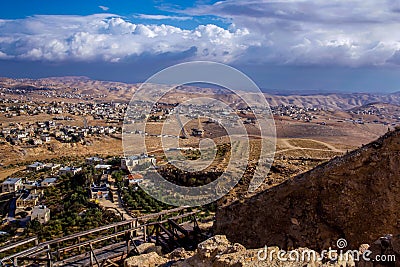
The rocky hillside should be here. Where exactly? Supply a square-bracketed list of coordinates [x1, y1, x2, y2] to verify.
[124, 235, 358, 267]
[215, 128, 400, 251]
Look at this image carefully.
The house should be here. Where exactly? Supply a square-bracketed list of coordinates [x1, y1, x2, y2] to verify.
[2, 178, 23, 193]
[43, 163, 61, 171]
[16, 190, 41, 208]
[31, 205, 50, 224]
[121, 154, 156, 171]
[126, 173, 143, 185]
[22, 180, 40, 190]
[86, 157, 103, 165]
[90, 184, 109, 199]
[59, 166, 82, 176]
[27, 162, 44, 172]
[94, 164, 112, 173]
[32, 139, 43, 145]
[41, 177, 58, 187]
[40, 134, 51, 143]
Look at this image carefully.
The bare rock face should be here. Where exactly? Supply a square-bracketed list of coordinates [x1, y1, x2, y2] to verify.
[172, 235, 247, 267]
[166, 247, 195, 262]
[124, 251, 168, 267]
[124, 235, 359, 266]
[215, 129, 400, 250]
[172, 235, 355, 267]
[136, 243, 163, 255]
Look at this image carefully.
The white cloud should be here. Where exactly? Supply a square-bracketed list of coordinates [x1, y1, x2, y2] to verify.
[2, 1, 400, 67]
[135, 14, 192, 21]
[0, 51, 12, 59]
[99, 6, 109, 11]
[179, 0, 400, 67]
[0, 14, 257, 63]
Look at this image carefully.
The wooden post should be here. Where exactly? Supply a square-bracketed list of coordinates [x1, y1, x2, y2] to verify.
[90, 250, 93, 267]
[90, 243, 100, 267]
[127, 231, 131, 255]
[46, 244, 52, 267]
[155, 224, 159, 246]
[47, 252, 52, 267]
[133, 219, 138, 237]
[56, 242, 61, 261]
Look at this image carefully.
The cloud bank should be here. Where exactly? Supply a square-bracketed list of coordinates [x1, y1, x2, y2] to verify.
[181, 0, 400, 67]
[1, 0, 400, 67]
[0, 14, 255, 63]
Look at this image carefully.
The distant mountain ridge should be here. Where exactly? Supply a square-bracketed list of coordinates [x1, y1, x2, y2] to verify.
[1, 76, 400, 110]
[264, 92, 400, 110]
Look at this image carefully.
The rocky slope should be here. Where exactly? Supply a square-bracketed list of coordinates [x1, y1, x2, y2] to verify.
[215, 128, 400, 251]
[124, 235, 358, 267]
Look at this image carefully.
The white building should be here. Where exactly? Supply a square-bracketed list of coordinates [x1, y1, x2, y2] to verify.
[40, 134, 51, 143]
[2, 178, 23, 193]
[41, 177, 58, 187]
[94, 164, 112, 171]
[27, 162, 44, 172]
[86, 157, 103, 165]
[43, 163, 61, 171]
[121, 154, 156, 171]
[31, 205, 51, 224]
[59, 166, 82, 176]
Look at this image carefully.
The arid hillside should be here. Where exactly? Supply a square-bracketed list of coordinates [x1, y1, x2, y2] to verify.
[2, 76, 400, 110]
[215, 128, 400, 251]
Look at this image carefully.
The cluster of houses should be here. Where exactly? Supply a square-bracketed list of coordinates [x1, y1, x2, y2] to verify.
[0, 160, 87, 224]
[0, 120, 121, 146]
[1, 177, 53, 224]
[1, 176, 59, 194]
[348, 106, 400, 126]
[0, 157, 114, 225]
[0, 84, 107, 101]
[271, 105, 319, 122]
[0, 152, 158, 228]
[0, 97, 126, 146]
[0, 98, 127, 121]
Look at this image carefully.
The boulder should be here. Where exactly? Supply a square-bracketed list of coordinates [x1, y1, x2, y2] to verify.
[124, 251, 168, 267]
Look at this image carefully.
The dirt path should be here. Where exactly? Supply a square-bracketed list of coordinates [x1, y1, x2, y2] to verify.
[273, 138, 345, 159]
[279, 138, 344, 153]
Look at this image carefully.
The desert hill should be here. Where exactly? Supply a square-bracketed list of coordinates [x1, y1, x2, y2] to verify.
[265, 93, 400, 110]
[215, 128, 400, 250]
[2, 76, 400, 110]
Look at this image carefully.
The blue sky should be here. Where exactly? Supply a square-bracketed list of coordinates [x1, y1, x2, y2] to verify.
[0, 0, 225, 28]
[1, 0, 400, 93]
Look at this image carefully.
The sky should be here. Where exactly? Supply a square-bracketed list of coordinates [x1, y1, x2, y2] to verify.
[1, 0, 400, 93]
